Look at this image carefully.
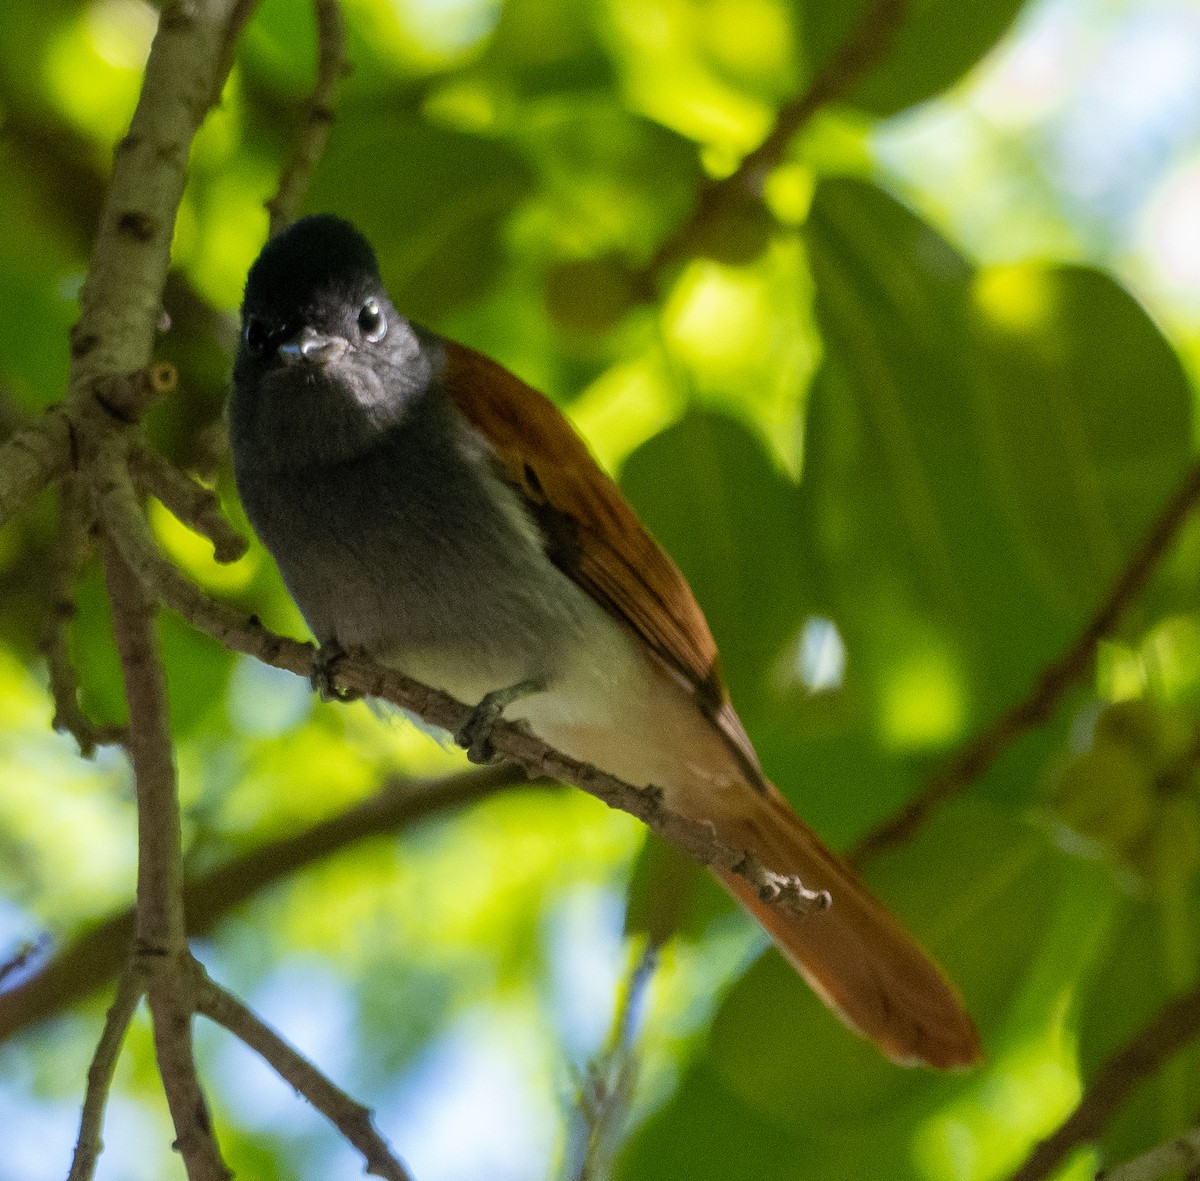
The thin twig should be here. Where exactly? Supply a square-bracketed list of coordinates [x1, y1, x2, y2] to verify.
[735, 0, 908, 192]
[194, 965, 414, 1181]
[145, 964, 228, 1181]
[43, 477, 126, 756]
[102, 533, 229, 1181]
[1099, 1128, 1200, 1181]
[0, 765, 536, 1041]
[128, 441, 247, 564]
[92, 440, 278, 651]
[644, 0, 909, 280]
[0, 410, 76, 532]
[265, 0, 346, 235]
[0, 0, 254, 588]
[852, 460, 1200, 866]
[569, 942, 660, 1181]
[66, 971, 144, 1181]
[211, 0, 259, 108]
[102, 527, 184, 954]
[1007, 980, 1200, 1181]
[0, 936, 49, 991]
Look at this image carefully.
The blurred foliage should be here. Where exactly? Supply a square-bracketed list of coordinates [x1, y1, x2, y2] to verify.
[2, 0, 1200, 1179]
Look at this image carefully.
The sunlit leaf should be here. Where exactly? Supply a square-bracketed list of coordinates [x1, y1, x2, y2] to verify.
[970, 264, 1192, 618]
[305, 111, 535, 323]
[797, 0, 1027, 117]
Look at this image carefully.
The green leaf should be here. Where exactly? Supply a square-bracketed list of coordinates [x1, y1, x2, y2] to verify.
[618, 1058, 806, 1181]
[305, 112, 534, 324]
[620, 410, 814, 712]
[802, 179, 1193, 764]
[0, 163, 78, 411]
[623, 832, 712, 945]
[157, 613, 233, 740]
[517, 100, 701, 263]
[798, 0, 1027, 117]
[969, 264, 1193, 619]
[802, 178, 1068, 750]
[238, 0, 319, 98]
[477, 0, 616, 96]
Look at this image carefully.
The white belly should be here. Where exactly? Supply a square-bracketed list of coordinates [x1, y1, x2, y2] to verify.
[396, 590, 747, 816]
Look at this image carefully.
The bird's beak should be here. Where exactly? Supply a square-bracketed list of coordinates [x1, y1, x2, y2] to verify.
[278, 326, 349, 367]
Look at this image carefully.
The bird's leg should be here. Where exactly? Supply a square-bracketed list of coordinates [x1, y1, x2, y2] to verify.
[455, 678, 543, 764]
[309, 638, 363, 703]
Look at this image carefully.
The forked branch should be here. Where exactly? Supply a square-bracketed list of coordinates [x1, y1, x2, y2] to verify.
[195, 964, 414, 1181]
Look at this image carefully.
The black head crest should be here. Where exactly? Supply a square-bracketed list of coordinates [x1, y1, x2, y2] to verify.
[243, 214, 380, 316]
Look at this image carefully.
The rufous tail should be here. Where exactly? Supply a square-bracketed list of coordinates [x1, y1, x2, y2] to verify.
[714, 787, 982, 1070]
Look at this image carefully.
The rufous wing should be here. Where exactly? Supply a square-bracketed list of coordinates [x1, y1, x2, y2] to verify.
[440, 339, 982, 1070]
[442, 340, 765, 787]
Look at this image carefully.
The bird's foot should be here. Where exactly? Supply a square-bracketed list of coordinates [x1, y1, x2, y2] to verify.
[455, 678, 543, 764]
[309, 639, 362, 703]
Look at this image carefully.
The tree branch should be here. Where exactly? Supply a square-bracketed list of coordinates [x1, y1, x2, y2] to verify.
[735, 0, 908, 192]
[102, 534, 184, 955]
[0, 0, 252, 573]
[644, 0, 909, 280]
[1099, 1128, 1200, 1181]
[194, 964, 414, 1181]
[102, 534, 230, 1181]
[1007, 980, 1200, 1181]
[88, 435, 831, 915]
[126, 529, 830, 912]
[69, 0, 243, 403]
[0, 765, 537, 1042]
[212, 0, 260, 108]
[265, 0, 346, 236]
[1, 1, 402, 1178]
[128, 440, 247, 565]
[6, 0, 1197, 1174]
[852, 460, 1200, 866]
[43, 476, 127, 756]
[66, 970, 144, 1181]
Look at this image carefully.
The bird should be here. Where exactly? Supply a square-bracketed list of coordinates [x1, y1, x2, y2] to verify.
[228, 213, 982, 1070]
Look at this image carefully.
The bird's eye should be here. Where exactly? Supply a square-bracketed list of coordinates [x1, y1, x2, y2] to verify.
[357, 298, 386, 343]
[244, 318, 270, 356]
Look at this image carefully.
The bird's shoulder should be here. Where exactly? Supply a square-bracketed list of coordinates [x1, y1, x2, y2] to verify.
[439, 339, 768, 789]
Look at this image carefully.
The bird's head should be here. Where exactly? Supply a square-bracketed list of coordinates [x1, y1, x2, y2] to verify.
[232, 215, 434, 468]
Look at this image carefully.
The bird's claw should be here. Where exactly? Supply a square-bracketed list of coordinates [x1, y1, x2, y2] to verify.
[454, 678, 542, 764]
[310, 640, 362, 703]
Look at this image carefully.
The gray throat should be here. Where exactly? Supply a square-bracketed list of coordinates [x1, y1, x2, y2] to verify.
[231, 374, 593, 692]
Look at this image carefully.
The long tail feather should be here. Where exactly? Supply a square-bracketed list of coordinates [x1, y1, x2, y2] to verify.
[715, 789, 982, 1070]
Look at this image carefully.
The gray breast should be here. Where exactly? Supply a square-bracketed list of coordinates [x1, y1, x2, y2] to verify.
[234, 388, 592, 687]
